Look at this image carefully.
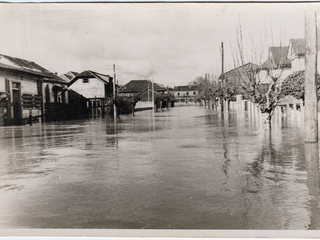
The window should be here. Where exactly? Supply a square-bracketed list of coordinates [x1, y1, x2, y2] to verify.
[83, 78, 89, 83]
[186, 92, 189, 95]
[12, 82, 20, 89]
[177, 93, 180, 96]
[193, 92, 196, 95]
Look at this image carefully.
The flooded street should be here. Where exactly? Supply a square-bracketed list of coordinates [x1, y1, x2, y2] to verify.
[0, 105, 319, 229]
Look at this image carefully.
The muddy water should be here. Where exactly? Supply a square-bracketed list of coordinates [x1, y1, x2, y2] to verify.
[0, 106, 318, 229]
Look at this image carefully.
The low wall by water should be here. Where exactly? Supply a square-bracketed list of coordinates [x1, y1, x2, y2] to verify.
[209, 95, 307, 129]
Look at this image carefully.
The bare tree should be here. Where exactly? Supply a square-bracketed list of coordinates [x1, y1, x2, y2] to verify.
[226, 20, 288, 125]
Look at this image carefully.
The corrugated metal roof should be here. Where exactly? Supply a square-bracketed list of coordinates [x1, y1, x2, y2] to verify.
[0, 54, 67, 84]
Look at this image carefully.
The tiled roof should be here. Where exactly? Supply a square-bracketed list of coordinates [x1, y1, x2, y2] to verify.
[120, 80, 165, 93]
[218, 62, 260, 81]
[290, 38, 305, 55]
[262, 47, 291, 69]
[174, 85, 198, 91]
[0, 54, 67, 84]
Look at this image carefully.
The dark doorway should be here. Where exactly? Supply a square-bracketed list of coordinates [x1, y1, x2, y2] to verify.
[45, 84, 50, 104]
[12, 82, 21, 124]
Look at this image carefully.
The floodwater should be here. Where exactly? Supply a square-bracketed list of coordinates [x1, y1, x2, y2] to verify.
[0, 105, 319, 229]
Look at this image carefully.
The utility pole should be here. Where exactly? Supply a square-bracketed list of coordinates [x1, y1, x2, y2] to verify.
[152, 78, 155, 112]
[113, 63, 117, 120]
[305, 11, 318, 143]
[221, 42, 224, 75]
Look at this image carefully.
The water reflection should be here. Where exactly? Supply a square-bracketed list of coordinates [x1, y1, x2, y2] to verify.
[0, 106, 320, 229]
[305, 143, 320, 229]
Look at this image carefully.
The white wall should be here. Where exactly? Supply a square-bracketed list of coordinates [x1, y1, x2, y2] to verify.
[21, 79, 38, 95]
[0, 76, 5, 92]
[257, 68, 293, 85]
[291, 57, 305, 72]
[69, 78, 105, 99]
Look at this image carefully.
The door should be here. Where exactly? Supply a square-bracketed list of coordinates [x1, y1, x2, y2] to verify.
[12, 82, 21, 124]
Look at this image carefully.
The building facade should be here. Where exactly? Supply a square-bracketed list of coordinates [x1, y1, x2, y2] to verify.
[173, 85, 199, 104]
[0, 54, 68, 125]
[68, 70, 114, 117]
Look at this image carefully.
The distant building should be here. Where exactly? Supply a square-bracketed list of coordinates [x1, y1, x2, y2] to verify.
[119, 79, 167, 97]
[173, 85, 199, 104]
[218, 62, 261, 97]
[0, 54, 67, 125]
[119, 80, 170, 111]
[60, 71, 79, 83]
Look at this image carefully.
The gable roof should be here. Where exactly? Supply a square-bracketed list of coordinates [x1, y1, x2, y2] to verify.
[290, 38, 305, 56]
[262, 46, 291, 69]
[174, 85, 198, 91]
[68, 70, 112, 86]
[218, 62, 261, 81]
[120, 80, 165, 93]
[0, 54, 66, 84]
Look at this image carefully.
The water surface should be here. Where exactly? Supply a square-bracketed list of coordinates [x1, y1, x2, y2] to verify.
[0, 106, 318, 229]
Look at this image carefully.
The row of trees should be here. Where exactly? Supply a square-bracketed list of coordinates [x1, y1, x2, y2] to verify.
[193, 68, 318, 125]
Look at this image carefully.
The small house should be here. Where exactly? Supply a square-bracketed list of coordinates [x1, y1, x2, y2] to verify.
[259, 46, 292, 86]
[173, 85, 199, 104]
[119, 80, 171, 111]
[119, 80, 166, 97]
[68, 70, 114, 116]
[218, 62, 262, 97]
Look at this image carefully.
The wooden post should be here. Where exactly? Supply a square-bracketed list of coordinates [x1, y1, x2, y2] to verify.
[5, 79, 11, 125]
[94, 96, 97, 117]
[101, 99, 105, 117]
[113, 64, 117, 120]
[305, 11, 318, 142]
[40, 80, 44, 123]
[29, 109, 32, 125]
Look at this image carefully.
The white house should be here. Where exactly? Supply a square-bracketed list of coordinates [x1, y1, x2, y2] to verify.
[287, 38, 305, 72]
[258, 46, 292, 86]
[68, 70, 113, 99]
[68, 70, 114, 116]
[173, 85, 199, 104]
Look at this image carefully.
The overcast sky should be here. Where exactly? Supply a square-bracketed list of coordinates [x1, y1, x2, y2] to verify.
[0, 3, 313, 87]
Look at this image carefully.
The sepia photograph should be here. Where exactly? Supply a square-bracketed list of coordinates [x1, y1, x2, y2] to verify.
[0, 1, 320, 237]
